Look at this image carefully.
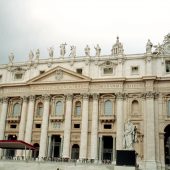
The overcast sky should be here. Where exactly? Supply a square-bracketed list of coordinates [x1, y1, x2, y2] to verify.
[0, 0, 170, 64]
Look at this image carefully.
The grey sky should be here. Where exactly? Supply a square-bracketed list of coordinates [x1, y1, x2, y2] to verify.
[0, 0, 170, 64]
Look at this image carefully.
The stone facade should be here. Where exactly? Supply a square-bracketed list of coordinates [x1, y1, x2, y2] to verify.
[0, 34, 170, 170]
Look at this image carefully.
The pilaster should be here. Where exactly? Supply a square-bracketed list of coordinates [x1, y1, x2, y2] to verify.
[79, 93, 89, 160]
[90, 93, 99, 161]
[39, 94, 50, 160]
[62, 94, 73, 158]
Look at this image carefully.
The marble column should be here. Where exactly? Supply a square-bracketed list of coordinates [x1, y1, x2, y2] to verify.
[47, 135, 52, 158]
[116, 93, 124, 150]
[99, 136, 103, 163]
[90, 93, 99, 161]
[16, 96, 28, 157]
[144, 92, 157, 170]
[60, 136, 63, 157]
[24, 96, 35, 144]
[39, 95, 50, 160]
[0, 97, 8, 158]
[112, 136, 116, 162]
[79, 94, 89, 160]
[159, 133, 165, 170]
[62, 94, 72, 158]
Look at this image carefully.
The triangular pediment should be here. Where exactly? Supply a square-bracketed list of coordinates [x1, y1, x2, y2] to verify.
[27, 66, 91, 84]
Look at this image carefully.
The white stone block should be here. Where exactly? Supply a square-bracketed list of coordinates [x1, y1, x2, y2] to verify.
[114, 165, 137, 170]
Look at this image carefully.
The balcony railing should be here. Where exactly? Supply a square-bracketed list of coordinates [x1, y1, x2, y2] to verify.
[7, 115, 20, 123]
[99, 115, 116, 123]
[49, 114, 64, 122]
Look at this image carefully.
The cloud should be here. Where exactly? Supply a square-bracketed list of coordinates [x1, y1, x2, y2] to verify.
[0, 0, 170, 64]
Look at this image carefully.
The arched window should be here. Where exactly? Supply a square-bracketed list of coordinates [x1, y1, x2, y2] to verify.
[168, 100, 170, 117]
[37, 102, 43, 116]
[132, 100, 139, 114]
[55, 101, 63, 115]
[13, 103, 21, 116]
[75, 101, 81, 116]
[104, 100, 112, 115]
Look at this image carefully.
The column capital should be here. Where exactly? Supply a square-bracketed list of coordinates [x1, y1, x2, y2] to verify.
[82, 93, 89, 100]
[144, 91, 159, 99]
[43, 94, 51, 101]
[92, 93, 99, 100]
[29, 95, 35, 101]
[22, 96, 28, 102]
[2, 97, 9, 103]
[66, 94, 73, 101]
[116, 92, 124, 99]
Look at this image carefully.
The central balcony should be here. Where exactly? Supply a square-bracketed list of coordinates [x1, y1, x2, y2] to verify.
[49, 114, 64, 122]
[7, 115, 20, 123]
[99, 115, 116, 123]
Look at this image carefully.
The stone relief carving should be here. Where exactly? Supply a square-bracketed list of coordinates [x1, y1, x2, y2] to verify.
[55, 69, 63, 81]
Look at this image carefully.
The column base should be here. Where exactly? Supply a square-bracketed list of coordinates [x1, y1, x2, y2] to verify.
[145, 160, 158, 170]
[114, 165, 137, 170]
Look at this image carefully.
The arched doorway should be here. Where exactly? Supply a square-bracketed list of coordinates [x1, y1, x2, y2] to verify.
[71, 144, 79, 159]
[32, 143, 39, 159]
[164, 124, 170, 165]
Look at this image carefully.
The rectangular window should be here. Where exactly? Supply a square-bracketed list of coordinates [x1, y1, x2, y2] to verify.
[76, 68, 82, 74]
[104, 124, 112, 129]
[40, 70, 45, 74]
[14, 73, 23, 80]
[103, 68, 113, 74]
[35, 124, 41, 128]
[74, 124, 80, 128]
[166, 61, 170, 73]
[10, 124, 17, 129]
[131, 66, 139, 75]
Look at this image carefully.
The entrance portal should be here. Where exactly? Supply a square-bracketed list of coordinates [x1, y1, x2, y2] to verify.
[71, 144, 79, 159]
[102, 136, 113, 162]
[32, 143, 39, 159]
[165, 124, 170, 165]
[51, 135, 61, 158]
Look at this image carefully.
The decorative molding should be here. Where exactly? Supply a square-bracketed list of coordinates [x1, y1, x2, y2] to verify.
[116, 92, 124, 99]
[66, 94, 73, 101]
[2, 97, 8, 103]
[92, 93, 99, 100]
[29, 95, 35, 101]
[43, 94, 51, 101]
[82, 93, 89, 100]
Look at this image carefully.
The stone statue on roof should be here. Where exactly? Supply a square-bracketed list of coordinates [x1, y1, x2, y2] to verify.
[85, 45, 90, 57]
[146, 39, 153, 54]
[8, 52, 14, 64]
[94, 44, 101, 57]
[60, 43, 67, 57]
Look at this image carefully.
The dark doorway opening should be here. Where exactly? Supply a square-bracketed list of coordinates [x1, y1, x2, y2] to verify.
[51, 135, 61, 158]
[103, 136, 113, 162]
[6, 135, 17, 158]
[32, 143, 39, 159]
[165, 124, 170, 165]
[71, 144, 79, 159]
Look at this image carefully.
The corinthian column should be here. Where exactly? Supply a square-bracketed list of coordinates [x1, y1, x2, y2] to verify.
[24, 95, 35, 144]
[39, 95, 50, 160]
[79, 93, 89, 160]
[90, 93, 99, 161]
[16, 96, 28, 157]
[0, 97, 8, 157]
[62, 94, 72, 158]
[116, 92, 124, 150]
[144, 92, 157, 170]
